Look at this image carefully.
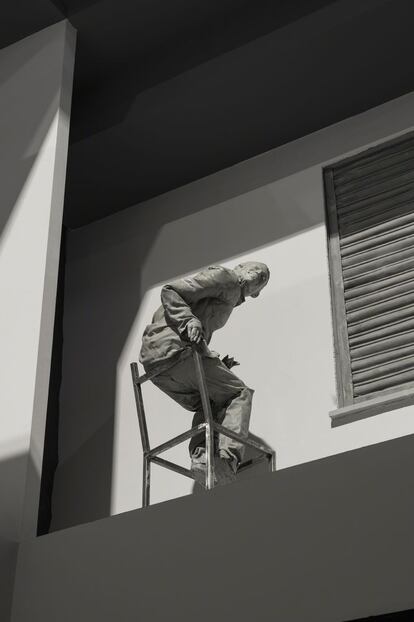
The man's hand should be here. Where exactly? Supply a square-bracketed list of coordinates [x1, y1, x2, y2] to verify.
[187, 318, 203, 344]
[222, 354, 240, 369]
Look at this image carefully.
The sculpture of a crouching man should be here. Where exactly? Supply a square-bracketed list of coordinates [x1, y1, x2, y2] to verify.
[139, 262, 270, 485]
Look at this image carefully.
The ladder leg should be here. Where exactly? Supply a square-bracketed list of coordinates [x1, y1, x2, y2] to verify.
[130, 364, 150, 454]
[193, 349, 215, 490]
[205, 421, 214, 490]
[142, 455, 151, 507]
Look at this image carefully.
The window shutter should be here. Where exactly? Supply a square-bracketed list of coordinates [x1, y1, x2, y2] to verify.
[324, 132, 414, 406]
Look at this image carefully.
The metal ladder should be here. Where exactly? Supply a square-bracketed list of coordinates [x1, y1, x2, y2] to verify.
[130, 347, 276, 507]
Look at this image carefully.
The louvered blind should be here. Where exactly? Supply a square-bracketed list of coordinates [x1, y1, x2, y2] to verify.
[324, 132, 414, 406]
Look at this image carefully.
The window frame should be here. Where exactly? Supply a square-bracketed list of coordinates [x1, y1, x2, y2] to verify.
[323, 131, 414, 425]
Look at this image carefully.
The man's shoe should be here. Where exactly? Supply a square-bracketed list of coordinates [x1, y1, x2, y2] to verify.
[190, 460, 207, 486]
[190, 448, 217, 487]
[191, 448, 238, 487]
[214, 456, 237, 486]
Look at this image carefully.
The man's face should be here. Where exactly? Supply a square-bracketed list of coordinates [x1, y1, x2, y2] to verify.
[244, 274, 265, 298]
[238, 265, 268, 298]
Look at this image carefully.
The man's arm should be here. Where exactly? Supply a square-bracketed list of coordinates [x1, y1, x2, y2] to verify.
[161, 266, 235, 343]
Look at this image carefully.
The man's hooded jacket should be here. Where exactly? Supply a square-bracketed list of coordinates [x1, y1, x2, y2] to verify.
[139, 265, 243, 374]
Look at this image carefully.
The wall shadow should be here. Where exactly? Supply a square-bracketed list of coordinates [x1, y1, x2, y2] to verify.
[0, 1, 63, 52]
[0, 453, 28, 541]
[51, 164, 323, 530]
[69, 0, 336, 140]
[63, 0, 414, 227]
[0, 533, 18, 622]
[37, 230, 67, 536]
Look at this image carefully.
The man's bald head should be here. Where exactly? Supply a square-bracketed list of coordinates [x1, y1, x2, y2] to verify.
[233, 261, 270, 298]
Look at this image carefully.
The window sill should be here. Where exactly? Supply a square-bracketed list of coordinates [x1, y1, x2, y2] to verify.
[330, 388, 414, 427]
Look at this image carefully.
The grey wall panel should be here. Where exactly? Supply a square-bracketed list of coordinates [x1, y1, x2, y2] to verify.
[0, 19, 76, 543]
[11, 434, 414, 622]
[0, 538, 18, 622]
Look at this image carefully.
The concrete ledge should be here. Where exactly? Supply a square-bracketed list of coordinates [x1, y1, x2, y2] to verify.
[11, 434, 414, 622]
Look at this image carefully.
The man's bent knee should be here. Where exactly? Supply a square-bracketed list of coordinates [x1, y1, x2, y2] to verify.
[216, 384, 254, 411]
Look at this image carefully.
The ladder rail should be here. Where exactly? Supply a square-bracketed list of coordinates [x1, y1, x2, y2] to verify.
[130, 363, 150, 454]
[192, 348, 216, 490]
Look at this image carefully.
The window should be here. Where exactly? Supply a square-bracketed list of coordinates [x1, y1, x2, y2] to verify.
[324, 131, 414, 423]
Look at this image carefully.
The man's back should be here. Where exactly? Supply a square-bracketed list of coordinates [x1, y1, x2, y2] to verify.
[139, 265, 241, 374]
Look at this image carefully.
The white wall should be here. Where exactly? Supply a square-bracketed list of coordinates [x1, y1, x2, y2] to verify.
[0, 20, 75, 551]
[53, 89, 414, 529]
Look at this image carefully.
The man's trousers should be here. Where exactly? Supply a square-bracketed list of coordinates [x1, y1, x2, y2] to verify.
[150, 353, 254, 465]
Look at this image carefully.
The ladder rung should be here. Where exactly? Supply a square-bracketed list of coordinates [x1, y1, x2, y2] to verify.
[150, 456, 194, 480]
[148, 423, 206, 457]
[238, 454, 269, 473]
[213, 423, 273, 456]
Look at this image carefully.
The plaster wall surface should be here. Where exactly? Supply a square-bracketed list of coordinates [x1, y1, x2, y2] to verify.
[53, 90, 414, 530]
[0, 537, 18, 622]
[0, 19, 75, 619]
[12, 434, 414, 622]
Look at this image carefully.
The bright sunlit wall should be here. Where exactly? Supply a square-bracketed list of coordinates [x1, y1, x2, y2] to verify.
[53, 90, 414, 529]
